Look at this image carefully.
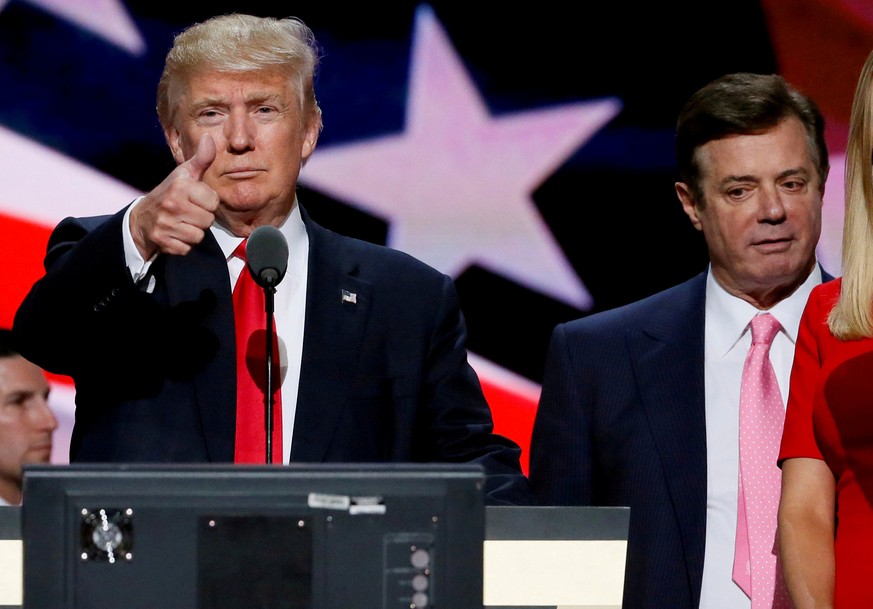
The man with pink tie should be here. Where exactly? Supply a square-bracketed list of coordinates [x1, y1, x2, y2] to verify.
[529, 72, 832, 609]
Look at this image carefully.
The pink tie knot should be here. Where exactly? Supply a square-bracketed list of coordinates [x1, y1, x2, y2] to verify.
[750, 313, 781, 348]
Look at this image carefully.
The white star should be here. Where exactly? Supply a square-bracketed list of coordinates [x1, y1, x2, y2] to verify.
[300, 4, 621, 309]
[0, 0, 145, 55]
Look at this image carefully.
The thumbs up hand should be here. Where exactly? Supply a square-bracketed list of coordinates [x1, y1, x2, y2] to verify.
[130, 134, 220, 259]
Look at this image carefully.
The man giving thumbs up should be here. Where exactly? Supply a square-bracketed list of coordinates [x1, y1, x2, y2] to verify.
[12, 13, 531, 506]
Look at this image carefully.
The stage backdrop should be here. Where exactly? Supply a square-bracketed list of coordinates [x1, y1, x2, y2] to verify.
[0, 0, 869, 472]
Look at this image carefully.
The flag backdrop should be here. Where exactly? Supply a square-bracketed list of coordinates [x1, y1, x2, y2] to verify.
[0, 0, 869, 472]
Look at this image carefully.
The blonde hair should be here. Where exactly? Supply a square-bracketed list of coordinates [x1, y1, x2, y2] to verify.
[155, 13, 322, 132]
[828, 48, 873, 339]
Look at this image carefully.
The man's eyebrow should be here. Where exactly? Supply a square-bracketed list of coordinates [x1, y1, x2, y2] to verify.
[189, 92, 282, 111]
[718, 166, 810, 186]
[244, 91, 282, 103]
[775, 166, 811, 180]
[189, 96, 227, 111]
[2, 389, 30, 404]
[718, 174, 758, 186]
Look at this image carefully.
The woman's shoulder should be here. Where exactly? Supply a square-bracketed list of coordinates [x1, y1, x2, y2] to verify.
[811, 276, 841, 300]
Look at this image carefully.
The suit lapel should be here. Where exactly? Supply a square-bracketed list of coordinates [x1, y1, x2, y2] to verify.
[290, 213, 372, 461]
[164, 235, 237, 461]
[627, 272, 708, 604]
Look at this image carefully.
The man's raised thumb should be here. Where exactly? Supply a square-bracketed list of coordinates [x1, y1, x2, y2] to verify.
[185, 134, 216, 181]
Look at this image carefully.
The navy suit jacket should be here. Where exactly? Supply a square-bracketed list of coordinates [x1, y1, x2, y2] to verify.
[13, 203, 532, 505]
[528, 268, 832, 609]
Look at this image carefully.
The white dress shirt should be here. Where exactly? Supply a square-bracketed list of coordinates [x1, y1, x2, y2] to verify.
[122, 201, 309, 463]
[698, 263, 822, 608]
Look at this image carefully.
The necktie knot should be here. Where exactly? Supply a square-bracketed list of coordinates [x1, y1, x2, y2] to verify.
[233, 239, 247, 261]
[750, 313, 781, 348]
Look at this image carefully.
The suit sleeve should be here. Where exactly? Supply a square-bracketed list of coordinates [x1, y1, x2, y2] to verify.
[528, 322, 593, 505]
[12, 209, 137, 374]
[12, 207, 218, 397]
[421, 273, 533, 506]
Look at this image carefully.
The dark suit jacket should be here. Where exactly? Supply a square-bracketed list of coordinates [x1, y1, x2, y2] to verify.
[13, 203, 532, 505]
[528, 269, 832, 609]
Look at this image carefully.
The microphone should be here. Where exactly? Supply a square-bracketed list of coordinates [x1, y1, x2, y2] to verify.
[245, 225, 288, 288]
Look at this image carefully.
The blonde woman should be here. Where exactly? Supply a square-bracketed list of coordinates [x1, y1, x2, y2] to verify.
[778, 48, 873, 609]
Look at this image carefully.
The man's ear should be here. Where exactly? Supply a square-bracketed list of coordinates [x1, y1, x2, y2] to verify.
[300, 120, 320, 165]
[165, 126, 186, 165]
[819, 166, 829, 199]
[676, 182, 703, 231]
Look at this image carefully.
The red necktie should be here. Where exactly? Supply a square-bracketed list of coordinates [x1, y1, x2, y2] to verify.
[733, 313, 790, 608]
[232, 240, 283, 464]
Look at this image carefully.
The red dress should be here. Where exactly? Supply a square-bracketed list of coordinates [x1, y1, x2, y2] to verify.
[779, 277, 873, 608]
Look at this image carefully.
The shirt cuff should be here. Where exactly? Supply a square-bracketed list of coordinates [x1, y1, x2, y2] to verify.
[122, 196, 155, 285]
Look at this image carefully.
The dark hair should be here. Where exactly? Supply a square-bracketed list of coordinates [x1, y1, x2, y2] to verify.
[676, 72, 828, 204]
[0, 328, 18, 358]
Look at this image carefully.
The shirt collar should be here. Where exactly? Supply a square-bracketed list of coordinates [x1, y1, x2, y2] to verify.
[705, 262, 822, 357]
[212, 200, 306, 263]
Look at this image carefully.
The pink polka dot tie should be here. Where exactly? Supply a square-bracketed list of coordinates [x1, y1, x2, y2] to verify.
[733, 313, 790, 608]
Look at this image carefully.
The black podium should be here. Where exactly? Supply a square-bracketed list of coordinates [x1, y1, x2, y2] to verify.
[21, 463, 485, 609]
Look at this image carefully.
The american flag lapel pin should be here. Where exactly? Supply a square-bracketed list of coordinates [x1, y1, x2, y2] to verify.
[341, 289, 357, 304]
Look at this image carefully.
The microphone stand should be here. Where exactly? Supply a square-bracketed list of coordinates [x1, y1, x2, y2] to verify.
[246, 225, 289, 466]
[263, 282, 277, 465]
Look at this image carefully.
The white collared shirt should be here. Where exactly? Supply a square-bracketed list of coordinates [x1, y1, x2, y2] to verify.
[699, 263, 822, 608]
[122, 201, 309, 463]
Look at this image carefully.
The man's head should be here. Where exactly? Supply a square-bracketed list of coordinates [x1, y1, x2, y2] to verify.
[674, 73, 828, 309]
[0, 329, 55, 505]
[156, 14, 323, 234]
